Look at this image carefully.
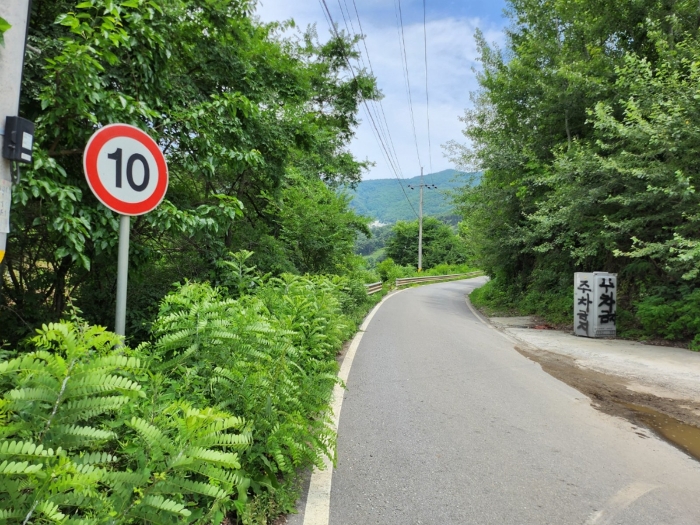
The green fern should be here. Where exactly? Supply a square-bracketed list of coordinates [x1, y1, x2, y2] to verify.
[0, 322, 250, 524]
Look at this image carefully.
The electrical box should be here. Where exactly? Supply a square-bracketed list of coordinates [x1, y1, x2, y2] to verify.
[2, 116, 35, 164]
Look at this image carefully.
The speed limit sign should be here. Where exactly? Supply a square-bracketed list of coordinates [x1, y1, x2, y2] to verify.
[83, 123, 168, 215]
[83, 123, 169, 338]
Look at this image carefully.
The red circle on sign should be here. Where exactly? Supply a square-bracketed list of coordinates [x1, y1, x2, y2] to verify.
[83, 124, 168, 216]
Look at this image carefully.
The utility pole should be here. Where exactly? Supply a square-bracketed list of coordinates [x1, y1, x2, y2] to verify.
[408, 167, 437, 272]
[418, 166, 423, 271]
[0, 1, 32, 265]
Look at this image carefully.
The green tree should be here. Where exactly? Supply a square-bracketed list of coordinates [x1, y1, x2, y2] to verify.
[453, 0, 700, 339]
[1, 0, 377, 346]
[385, 217, 468, 269]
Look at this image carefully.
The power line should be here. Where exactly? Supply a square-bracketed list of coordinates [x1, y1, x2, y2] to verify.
[337, 0, 406, 181]
[422, 0, 436, 186]
[348, 0, 407, 182]
[317, 0, 419, 219]
[394, 0, 423, 170]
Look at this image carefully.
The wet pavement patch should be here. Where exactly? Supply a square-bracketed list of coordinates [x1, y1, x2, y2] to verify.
[513, 344, 700, 463]
[623, 403, 700, 462]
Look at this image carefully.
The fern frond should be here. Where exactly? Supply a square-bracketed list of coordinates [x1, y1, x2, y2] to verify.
[57, 396, 130, 423]
[84, 354, 141, 371]
[102, 470, 150, 488]
[5, 387, 56, 404]
[197, 431, 252, 449]
[71, 452, 117, 465]
[0, 460, 43, 475]
[150, 477, 228, 499]
[0, 509, 23, 520]
[152, 343, 199, 371]
[127, 418, 169, 451]
[184, 447, 240, 469]
[139, 495, 191, 517]
[37, 500, 66, 522]
[53, 424, 115, 441]
[0, 441, 57, 459]
[64, 375, 141, 398]
[193, 464, 245, 486]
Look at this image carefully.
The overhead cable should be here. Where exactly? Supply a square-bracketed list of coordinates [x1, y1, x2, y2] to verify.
[394, 0, 423, 169]
[317, 0, 419, 219]
[422, 0, 436, 185]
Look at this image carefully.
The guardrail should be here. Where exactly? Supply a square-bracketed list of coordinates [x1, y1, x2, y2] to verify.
[395, 271, 483, 287]
[364, 272, 483, 295]
[364, 281, 383, 295]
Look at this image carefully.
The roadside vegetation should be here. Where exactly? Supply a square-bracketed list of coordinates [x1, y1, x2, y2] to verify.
[452, 0, 700, 348]
[0, 262, 381, 523]
[0, 0, 387, 522]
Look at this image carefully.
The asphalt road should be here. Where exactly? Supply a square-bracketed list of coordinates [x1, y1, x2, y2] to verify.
[329, 278, 700, 524]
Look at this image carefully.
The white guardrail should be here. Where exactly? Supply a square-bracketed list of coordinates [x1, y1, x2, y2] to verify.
[365, 271, 483, 295]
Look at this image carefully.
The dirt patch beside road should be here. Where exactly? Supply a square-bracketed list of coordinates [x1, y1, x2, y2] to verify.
[514, 343, 700, 460]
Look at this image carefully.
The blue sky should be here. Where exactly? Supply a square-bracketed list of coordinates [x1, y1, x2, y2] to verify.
[255, 0, 508, 180]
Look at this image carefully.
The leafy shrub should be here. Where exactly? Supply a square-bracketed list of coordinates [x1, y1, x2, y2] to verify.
[0, 322, 249, 523]
[0, 268, 375, 523]
[635, 289, 700, 347]
[469, 279, 518, 316]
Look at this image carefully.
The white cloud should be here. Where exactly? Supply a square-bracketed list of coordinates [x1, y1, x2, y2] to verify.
[254, 2, 504, 180]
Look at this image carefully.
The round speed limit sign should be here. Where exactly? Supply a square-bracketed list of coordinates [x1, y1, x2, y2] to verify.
[83, 124, 168, 216]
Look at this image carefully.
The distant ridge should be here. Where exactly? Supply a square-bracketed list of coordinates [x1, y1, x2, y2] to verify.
[344, 169, 479, 224]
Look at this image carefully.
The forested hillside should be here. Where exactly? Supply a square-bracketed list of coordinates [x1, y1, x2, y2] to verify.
[345, 169, 477, 223]
[454, 0, 700, 347]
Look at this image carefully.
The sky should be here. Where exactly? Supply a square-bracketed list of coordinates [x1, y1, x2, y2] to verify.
[254, 0, 509, 180]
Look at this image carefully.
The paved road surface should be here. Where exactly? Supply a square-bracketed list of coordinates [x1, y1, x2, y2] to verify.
[329, 278, 700, 524]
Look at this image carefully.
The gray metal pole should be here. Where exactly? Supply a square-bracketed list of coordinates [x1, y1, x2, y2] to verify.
[115, 215, 130, 337]
[0, 1, 31, 265]
[418, 166, 423, 271]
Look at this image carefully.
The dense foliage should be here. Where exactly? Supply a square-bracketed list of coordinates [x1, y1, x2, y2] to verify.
[452, 0, 700, 346]
[0, 0, 376, 346]
[0, 271, 377, 524]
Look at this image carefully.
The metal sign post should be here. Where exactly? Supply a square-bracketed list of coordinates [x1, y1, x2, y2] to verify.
[114, 215, 130, 336]
[83, 124, 168, 338]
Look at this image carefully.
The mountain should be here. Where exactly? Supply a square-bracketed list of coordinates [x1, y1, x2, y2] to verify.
[344, 169, 479, 224]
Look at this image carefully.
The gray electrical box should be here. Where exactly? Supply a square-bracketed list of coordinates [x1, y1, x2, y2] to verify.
[574, 272, 617, 338]
[2, 116, 35, 164]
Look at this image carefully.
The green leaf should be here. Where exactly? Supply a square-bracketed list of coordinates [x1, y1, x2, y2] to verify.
[0, 16, 10, 47]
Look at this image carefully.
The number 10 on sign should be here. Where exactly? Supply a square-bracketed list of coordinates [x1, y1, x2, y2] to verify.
[84, 124, 168, 338]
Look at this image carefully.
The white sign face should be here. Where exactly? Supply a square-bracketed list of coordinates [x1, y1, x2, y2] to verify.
[95, 136, 159, 204]
[0, 179, 11, 234]
[83, 124, 168, 216]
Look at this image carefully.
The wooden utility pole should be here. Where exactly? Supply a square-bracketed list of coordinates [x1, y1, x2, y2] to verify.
[408, 167, 437, 272]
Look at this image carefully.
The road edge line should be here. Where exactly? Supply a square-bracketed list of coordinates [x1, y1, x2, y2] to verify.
[464, 291, 522, 346]
[302, 289, 407, 525]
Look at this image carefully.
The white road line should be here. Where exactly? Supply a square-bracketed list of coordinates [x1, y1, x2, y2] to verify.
[585, 482, 658, 525]
[302, 289, 407, 525]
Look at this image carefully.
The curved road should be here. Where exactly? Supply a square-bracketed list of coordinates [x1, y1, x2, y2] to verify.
[325, 278, 700, 524]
